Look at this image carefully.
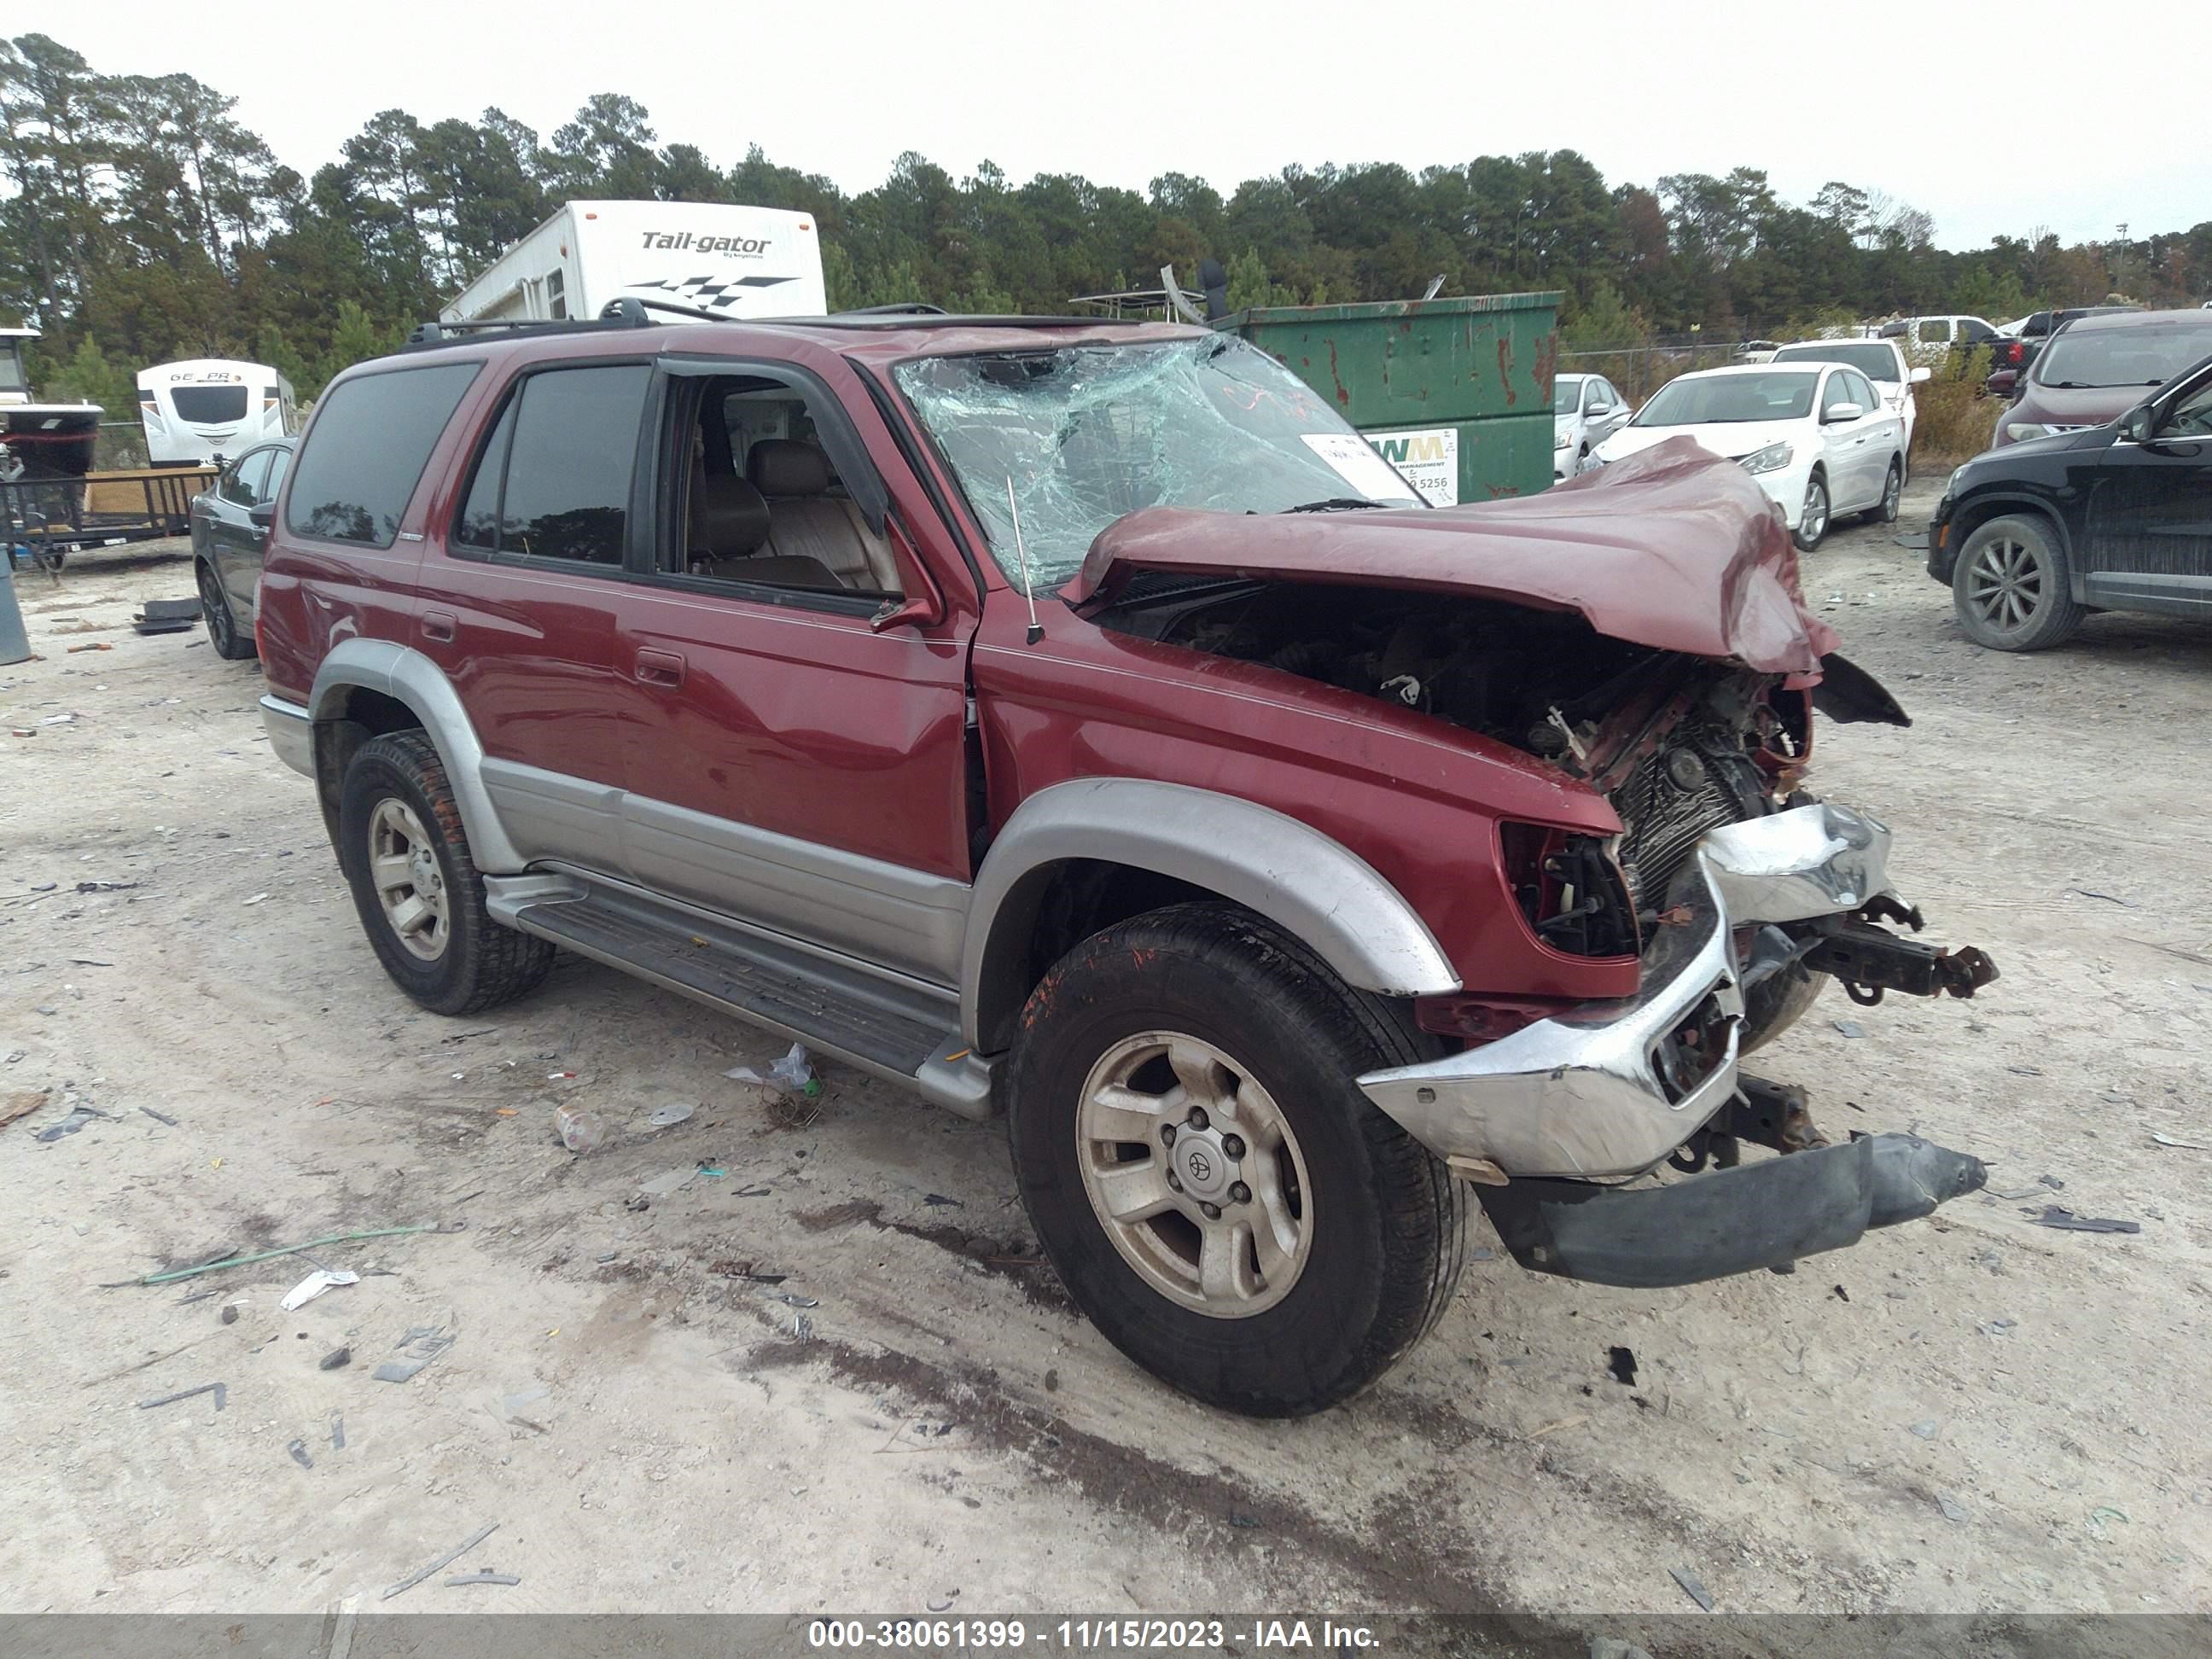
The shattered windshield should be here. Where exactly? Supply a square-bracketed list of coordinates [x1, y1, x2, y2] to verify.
[894, 335, 1423, 588]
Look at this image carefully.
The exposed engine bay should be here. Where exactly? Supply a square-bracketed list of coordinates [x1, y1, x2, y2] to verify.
[1099, 579, 1806, 919]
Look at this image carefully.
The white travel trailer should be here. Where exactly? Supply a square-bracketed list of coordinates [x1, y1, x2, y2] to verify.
[137, 358, 299, 467]
[441, 201, 829, 327]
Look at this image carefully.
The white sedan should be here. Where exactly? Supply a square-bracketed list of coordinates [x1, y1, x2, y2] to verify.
[1589, 363, 1906, 550]
[1767, 338, 1931, 464]
[1552, 372, 1632, 480]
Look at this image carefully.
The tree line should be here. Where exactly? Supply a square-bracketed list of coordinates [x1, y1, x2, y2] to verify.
[5, 31, 2208, 410]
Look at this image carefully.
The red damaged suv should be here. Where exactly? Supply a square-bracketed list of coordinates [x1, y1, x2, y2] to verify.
[255, 304, 1994, 1416]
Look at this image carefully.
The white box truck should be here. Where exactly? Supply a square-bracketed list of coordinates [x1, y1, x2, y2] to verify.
[441, 201, 828, 326]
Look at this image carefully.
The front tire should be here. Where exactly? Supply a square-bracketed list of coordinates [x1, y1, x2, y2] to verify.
[1793, 472, 1830, 551]
[196, 561, 254, 660]
[1951, 514, 2084, 651]
[1004, 903, 1466, 1417]
[337, 731, 554, 1015]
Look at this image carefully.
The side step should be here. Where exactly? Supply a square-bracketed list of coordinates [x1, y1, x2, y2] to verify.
[486, 874, 993, 1120]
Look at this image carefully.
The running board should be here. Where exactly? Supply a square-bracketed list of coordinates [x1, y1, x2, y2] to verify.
[485, 874, 994, 1121]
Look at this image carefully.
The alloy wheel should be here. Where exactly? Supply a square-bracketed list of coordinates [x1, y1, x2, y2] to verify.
[1963, 534, 2046, 634]
[366, 797, 451, 961]
[1801, 478, 1829, 543]
[197, 563, 233, 653]
[1075, 1030, 1313, 1318]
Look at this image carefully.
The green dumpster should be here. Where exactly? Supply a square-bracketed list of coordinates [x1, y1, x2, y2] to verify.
[1219, 291, 1561, 503]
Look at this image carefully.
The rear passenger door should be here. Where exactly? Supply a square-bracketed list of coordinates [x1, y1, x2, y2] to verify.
[602, 355, 978, 987]
[416, 358, 662, 873]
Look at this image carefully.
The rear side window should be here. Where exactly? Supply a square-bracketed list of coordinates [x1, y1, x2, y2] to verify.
[453, 364, 649, 566]
[286, 364, 480, 547]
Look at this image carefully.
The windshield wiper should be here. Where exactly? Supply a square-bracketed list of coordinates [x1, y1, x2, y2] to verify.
[1281, 497, 1387, 514]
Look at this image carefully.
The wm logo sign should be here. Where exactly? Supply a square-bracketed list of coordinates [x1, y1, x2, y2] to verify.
[1375, 434, 1452, 465]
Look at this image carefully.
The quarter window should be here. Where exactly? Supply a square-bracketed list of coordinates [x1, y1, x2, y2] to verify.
[286, 363, 479, 547]
[260, 446, 292, 505]
[454, 364, 650, 566]
[1917, 319, 1952, 344]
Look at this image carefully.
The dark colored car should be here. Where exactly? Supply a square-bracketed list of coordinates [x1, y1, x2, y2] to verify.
[1929, 351, 2212, 649]
[1991, 309, 2212, 450]
[189, 436, 294, 659]
[1986, 306, 2140, 399]
[250, 309, 1994, 1415]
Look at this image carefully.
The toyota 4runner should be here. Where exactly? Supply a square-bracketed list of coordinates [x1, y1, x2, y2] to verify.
[256, 303, 1994, 1417]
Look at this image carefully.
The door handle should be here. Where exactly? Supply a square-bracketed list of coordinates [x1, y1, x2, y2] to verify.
[636, 649, 686, 687]
[421, 610, 457, 643]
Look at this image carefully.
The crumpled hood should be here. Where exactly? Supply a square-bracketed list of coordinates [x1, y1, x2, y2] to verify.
[1071, 436, 1842, 674]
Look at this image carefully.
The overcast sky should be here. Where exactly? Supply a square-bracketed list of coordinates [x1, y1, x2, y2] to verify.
[67, 0, 2197, 251]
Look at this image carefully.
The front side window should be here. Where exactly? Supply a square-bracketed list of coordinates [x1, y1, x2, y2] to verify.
[2163, 374, 2212, 439]
[218, 450, 270, 506]
[287, 363, 479, 546]
[454, 363, 649, 565]
[894, 335, 1422, 587]
[1820, 373, 1855, 418]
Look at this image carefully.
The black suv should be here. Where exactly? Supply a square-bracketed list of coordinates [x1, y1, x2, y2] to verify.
[1928, 351, 2212, 649]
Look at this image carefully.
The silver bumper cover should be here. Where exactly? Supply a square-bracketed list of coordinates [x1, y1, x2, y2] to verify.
[1358, 802, 1895, 1179]
[259, 694, 314, 779]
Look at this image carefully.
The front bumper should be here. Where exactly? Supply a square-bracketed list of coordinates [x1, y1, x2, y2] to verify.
[1926, 499, 1959, 582]
[1476, 1129, 1987, 1288]
[260, 694, 314, 778]
[1745, 454, 1814, 528]
[1358, 802, 1901, 1180]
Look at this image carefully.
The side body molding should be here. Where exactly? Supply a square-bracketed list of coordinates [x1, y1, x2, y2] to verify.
[961, 777, 1461, 1051]
[308, 639, 527, 873]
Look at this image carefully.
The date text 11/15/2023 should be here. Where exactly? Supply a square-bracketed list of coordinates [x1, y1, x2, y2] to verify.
[806, 1618, 1380, 1650]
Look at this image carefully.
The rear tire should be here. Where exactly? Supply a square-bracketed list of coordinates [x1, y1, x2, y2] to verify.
[1870, 457, 1902, 525]
[1004, 902, 1466, 1417]
[196, 561, 255, 660]
[1951, 514, 2084, 651]
[337, 731, 554, 1015]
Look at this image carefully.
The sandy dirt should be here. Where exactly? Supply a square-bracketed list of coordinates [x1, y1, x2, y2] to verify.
[2, 492, 2208, 1625]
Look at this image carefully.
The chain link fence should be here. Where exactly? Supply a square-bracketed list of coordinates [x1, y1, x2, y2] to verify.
[1558, 342, 1755, 405]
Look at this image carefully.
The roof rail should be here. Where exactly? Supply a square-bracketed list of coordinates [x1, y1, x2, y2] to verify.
[405, 298, 658, 349]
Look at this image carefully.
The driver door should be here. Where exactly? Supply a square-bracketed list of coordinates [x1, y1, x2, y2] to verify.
[2083, 370, 2212, 615]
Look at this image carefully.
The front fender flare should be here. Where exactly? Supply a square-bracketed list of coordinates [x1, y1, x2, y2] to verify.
[961, 777, 1460, 1051]
[307, 639, 525, 872]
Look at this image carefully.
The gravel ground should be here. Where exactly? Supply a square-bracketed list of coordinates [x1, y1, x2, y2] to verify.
[1, 491, 2207, 1627]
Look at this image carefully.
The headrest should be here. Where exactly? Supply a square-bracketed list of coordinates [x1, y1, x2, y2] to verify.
[748, 439, 832, 497]
[691, 469, 770, 556]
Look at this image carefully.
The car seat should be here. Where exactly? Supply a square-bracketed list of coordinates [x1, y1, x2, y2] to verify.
[746, 439, 900, 592]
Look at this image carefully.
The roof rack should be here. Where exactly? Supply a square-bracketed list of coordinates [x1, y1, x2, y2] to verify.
[405, 297, 662, 349]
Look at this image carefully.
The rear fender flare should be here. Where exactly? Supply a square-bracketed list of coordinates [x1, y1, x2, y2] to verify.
[961, 777, 1460, 1051]
[306, 639, 524, 871]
